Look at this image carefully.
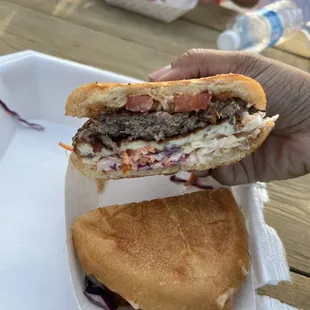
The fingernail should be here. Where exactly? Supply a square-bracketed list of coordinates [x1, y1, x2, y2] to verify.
[148, 64, 172, 81]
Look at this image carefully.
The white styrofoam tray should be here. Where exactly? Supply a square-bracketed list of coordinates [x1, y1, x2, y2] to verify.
[0, 50, 293, 310]
[104, 0, 199, 23]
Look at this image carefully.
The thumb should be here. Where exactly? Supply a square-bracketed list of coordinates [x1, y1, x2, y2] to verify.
[193, 154, 259, 185]
[209, 154, 259, 185]
[209, 165, 239, 186]
[193, 166, 240, 186]
[149, 49, 250, 81]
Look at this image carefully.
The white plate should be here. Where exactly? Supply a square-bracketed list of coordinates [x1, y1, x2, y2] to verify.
[65, 167, 256, 310]
[0, 51, 138, 310]
[0, 51, 291, 310]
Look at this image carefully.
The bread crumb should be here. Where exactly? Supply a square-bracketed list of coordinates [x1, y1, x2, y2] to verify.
[216, 288, 234, 309]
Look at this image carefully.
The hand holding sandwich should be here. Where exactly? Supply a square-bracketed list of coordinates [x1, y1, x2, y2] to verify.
[149, 49, 310, 185]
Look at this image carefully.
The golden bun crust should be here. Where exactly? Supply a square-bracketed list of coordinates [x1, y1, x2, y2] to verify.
[72, 189, 250, 310]
[70, 122, 274, 180]
[65, 74, 266, 118]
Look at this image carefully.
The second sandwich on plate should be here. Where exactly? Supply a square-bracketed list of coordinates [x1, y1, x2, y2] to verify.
[72, 188, 251, 310]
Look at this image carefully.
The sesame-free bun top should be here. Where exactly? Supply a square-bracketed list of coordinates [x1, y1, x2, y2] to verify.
[72, 189, 251, 310]
[65, 74, 266, 118]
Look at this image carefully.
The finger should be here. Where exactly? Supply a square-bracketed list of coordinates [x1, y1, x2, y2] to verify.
[156, 66, 200, 82]
[209, 165, 240, 186]
[149, 49, 252, 81]
[210, 153, 260, 185]
[192, 163, 249, 185]
[148, 65, 171, 81]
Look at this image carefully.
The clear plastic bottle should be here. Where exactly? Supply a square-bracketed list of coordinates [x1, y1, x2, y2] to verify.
[217, 0, 304, 52]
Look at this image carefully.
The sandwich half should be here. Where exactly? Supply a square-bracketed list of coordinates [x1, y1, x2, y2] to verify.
[65, 74, 278, 180]
[72, 188, 251, 310]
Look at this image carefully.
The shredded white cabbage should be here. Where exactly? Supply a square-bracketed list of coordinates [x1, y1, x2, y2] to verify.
[183, 112, 277, 165]
[81, 112, 278, 172]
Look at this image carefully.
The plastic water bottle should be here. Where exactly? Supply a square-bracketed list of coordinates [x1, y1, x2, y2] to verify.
[217, 0, 304, 53]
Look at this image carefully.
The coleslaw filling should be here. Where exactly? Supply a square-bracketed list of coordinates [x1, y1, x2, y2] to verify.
[79, 112, 278, 172]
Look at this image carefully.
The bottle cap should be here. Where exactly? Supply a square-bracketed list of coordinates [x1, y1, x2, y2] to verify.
[217, 30, 241, 50]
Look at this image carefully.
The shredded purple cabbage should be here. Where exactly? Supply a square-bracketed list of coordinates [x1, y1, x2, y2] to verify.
[84, 276, 117, 310]
[137, 163, 152, 170]
[170, 175, 213, 190]
[152, 152, 166, 161]
[170, 175, 187, 184]
[84, 275, 135, 310]
[0, 99, 44, 131]
[164, 145, 180, 155]
[110, 164, 117, 171]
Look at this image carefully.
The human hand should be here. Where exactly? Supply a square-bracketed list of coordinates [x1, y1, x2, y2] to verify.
[149, 49, 310, 185]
